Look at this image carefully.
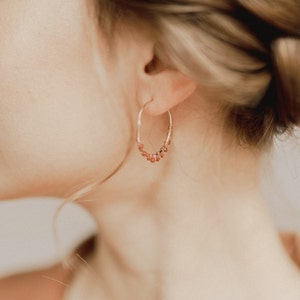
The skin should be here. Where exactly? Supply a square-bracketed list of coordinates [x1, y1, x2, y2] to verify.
[1, 0, 300, 299]
[0, 0, 132, 199]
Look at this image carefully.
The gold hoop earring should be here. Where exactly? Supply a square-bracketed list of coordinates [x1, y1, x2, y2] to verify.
[136, 101, 173, 163]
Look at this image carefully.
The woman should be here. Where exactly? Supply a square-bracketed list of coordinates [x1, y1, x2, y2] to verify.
[0, 0, 300, 299]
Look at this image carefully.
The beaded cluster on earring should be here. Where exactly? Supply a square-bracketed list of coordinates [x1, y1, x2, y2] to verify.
[136, 100, 173, 164]
[137, 140, 171, 163]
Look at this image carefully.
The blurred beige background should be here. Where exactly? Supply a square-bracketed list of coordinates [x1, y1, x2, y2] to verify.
[0, 199, 97, 277]
[1, 133, 300, 278]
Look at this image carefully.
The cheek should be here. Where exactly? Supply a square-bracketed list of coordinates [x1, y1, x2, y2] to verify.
[0, 0, 131, 199]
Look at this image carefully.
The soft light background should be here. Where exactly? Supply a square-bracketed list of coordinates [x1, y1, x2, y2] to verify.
[0, 133, 300, 277]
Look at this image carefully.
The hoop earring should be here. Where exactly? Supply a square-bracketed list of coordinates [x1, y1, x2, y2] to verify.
[136, 101, 173, 163]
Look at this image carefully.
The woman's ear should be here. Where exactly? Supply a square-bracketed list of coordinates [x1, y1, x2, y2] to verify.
[140, 54, 197, 116]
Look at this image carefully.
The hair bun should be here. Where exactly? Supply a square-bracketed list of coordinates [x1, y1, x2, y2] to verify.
[271, 37, 300, 129]
[238, 0, 300, 36]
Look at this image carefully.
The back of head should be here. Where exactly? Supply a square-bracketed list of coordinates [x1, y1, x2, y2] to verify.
[96, 0, 300, 147]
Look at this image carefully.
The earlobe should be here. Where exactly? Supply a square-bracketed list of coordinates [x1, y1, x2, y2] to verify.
[141, 59, 197, 116]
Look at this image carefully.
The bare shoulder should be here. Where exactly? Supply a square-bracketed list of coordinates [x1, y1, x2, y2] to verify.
[0, 264, 69, 300]
[278, 232, 300, 298]
[280, 231, 300, 269]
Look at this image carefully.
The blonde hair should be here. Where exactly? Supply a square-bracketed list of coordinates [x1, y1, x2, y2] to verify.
[95, 0, 300, 147]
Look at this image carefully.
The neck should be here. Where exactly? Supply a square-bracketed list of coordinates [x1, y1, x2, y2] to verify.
[65, 103, 300, 300]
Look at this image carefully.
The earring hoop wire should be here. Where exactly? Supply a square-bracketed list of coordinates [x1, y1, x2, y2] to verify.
[136, 101, 173, 163]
